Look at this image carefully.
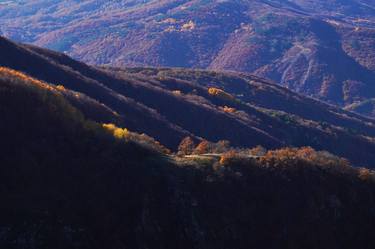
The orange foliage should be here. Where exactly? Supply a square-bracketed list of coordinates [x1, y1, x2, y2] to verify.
[295, 147, 316, 160]
[208, 87, 221, 96]
[0, 67, 56, 91]
[208, 87, 235, 101]
[260, 147, 312, 165]
[178, 137, 195, 155]
[222, 106, 236, 113]
[259, 147, 350, 168]
[194, 140, 210, 155]
[249, 146, 267, 157]
[102, 123, 170, 153]
[56, 85, 66, 91]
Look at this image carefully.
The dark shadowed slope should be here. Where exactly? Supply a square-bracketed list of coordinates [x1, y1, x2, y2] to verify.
[1, 36, 375, 166]
[0, 36, 196, 146]
[1, 64, 375, 249]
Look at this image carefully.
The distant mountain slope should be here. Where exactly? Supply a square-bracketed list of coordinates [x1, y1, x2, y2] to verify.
[1, 36, 375, 166]
[346, 98, 375, 117]
[283, 0, 375, 20]
[1, 0, 375, 109]
[1, 64, 375, 249]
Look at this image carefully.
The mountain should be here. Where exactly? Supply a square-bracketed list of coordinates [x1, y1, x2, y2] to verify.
[1, 58, 375, 249]
[1, 36, 375, 167]
[1, 0, 375, 110]
[2, 3, 375, 248]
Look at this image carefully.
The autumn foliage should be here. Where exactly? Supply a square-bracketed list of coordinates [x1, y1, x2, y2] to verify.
[1, 63, 375, 249]
[194, 140, 211, 154]
[221, 106, 236, 113]
[56, 84, 66, 91]
[178, 137, 195, 155]
[0, 67, 56, 91]
[102, 123, 170, 153]
[208, 87, 235, 101]
[103, 123, 129, 139]
[259, 147, 350, 168]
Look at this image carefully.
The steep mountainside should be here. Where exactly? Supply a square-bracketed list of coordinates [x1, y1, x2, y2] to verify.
[1, 36, 375, 166]
[1, 62, 375, 249]
[1, 0, 375, 108]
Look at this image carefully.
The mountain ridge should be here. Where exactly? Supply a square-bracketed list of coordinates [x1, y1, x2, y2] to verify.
[1, 0, 375, 110]
[1, 58, 375, 249]
[1, 36, 375, 166]
[2, 2, 375, 248]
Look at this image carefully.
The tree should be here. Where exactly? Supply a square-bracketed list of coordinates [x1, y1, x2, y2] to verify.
[102, 123, 129, 139]
[214, 140, 231, 153]
[249, 145, 267, 157]
[178, 137, 195, 155]
[194, 140, 210, 155]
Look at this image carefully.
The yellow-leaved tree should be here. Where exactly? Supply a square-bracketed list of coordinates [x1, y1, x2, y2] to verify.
[102, 123, 129, 139]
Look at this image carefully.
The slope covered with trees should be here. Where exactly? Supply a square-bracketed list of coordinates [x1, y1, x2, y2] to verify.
[1, 36, 375, 167]
[1, 62, 375, 249]
[1, 0, 375, 111]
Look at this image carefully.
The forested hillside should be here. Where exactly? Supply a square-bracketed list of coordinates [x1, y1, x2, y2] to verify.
[1, 0, 375, 111]
[1, 61, 375, 249]
[1, 36, 375, 166]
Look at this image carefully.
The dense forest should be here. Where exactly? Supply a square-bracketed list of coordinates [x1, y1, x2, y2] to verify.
[1, 64, 375, 249]
[1, 36, 375, 167]
[2, 0, 375, 113]
[1, 1, 375, 248]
